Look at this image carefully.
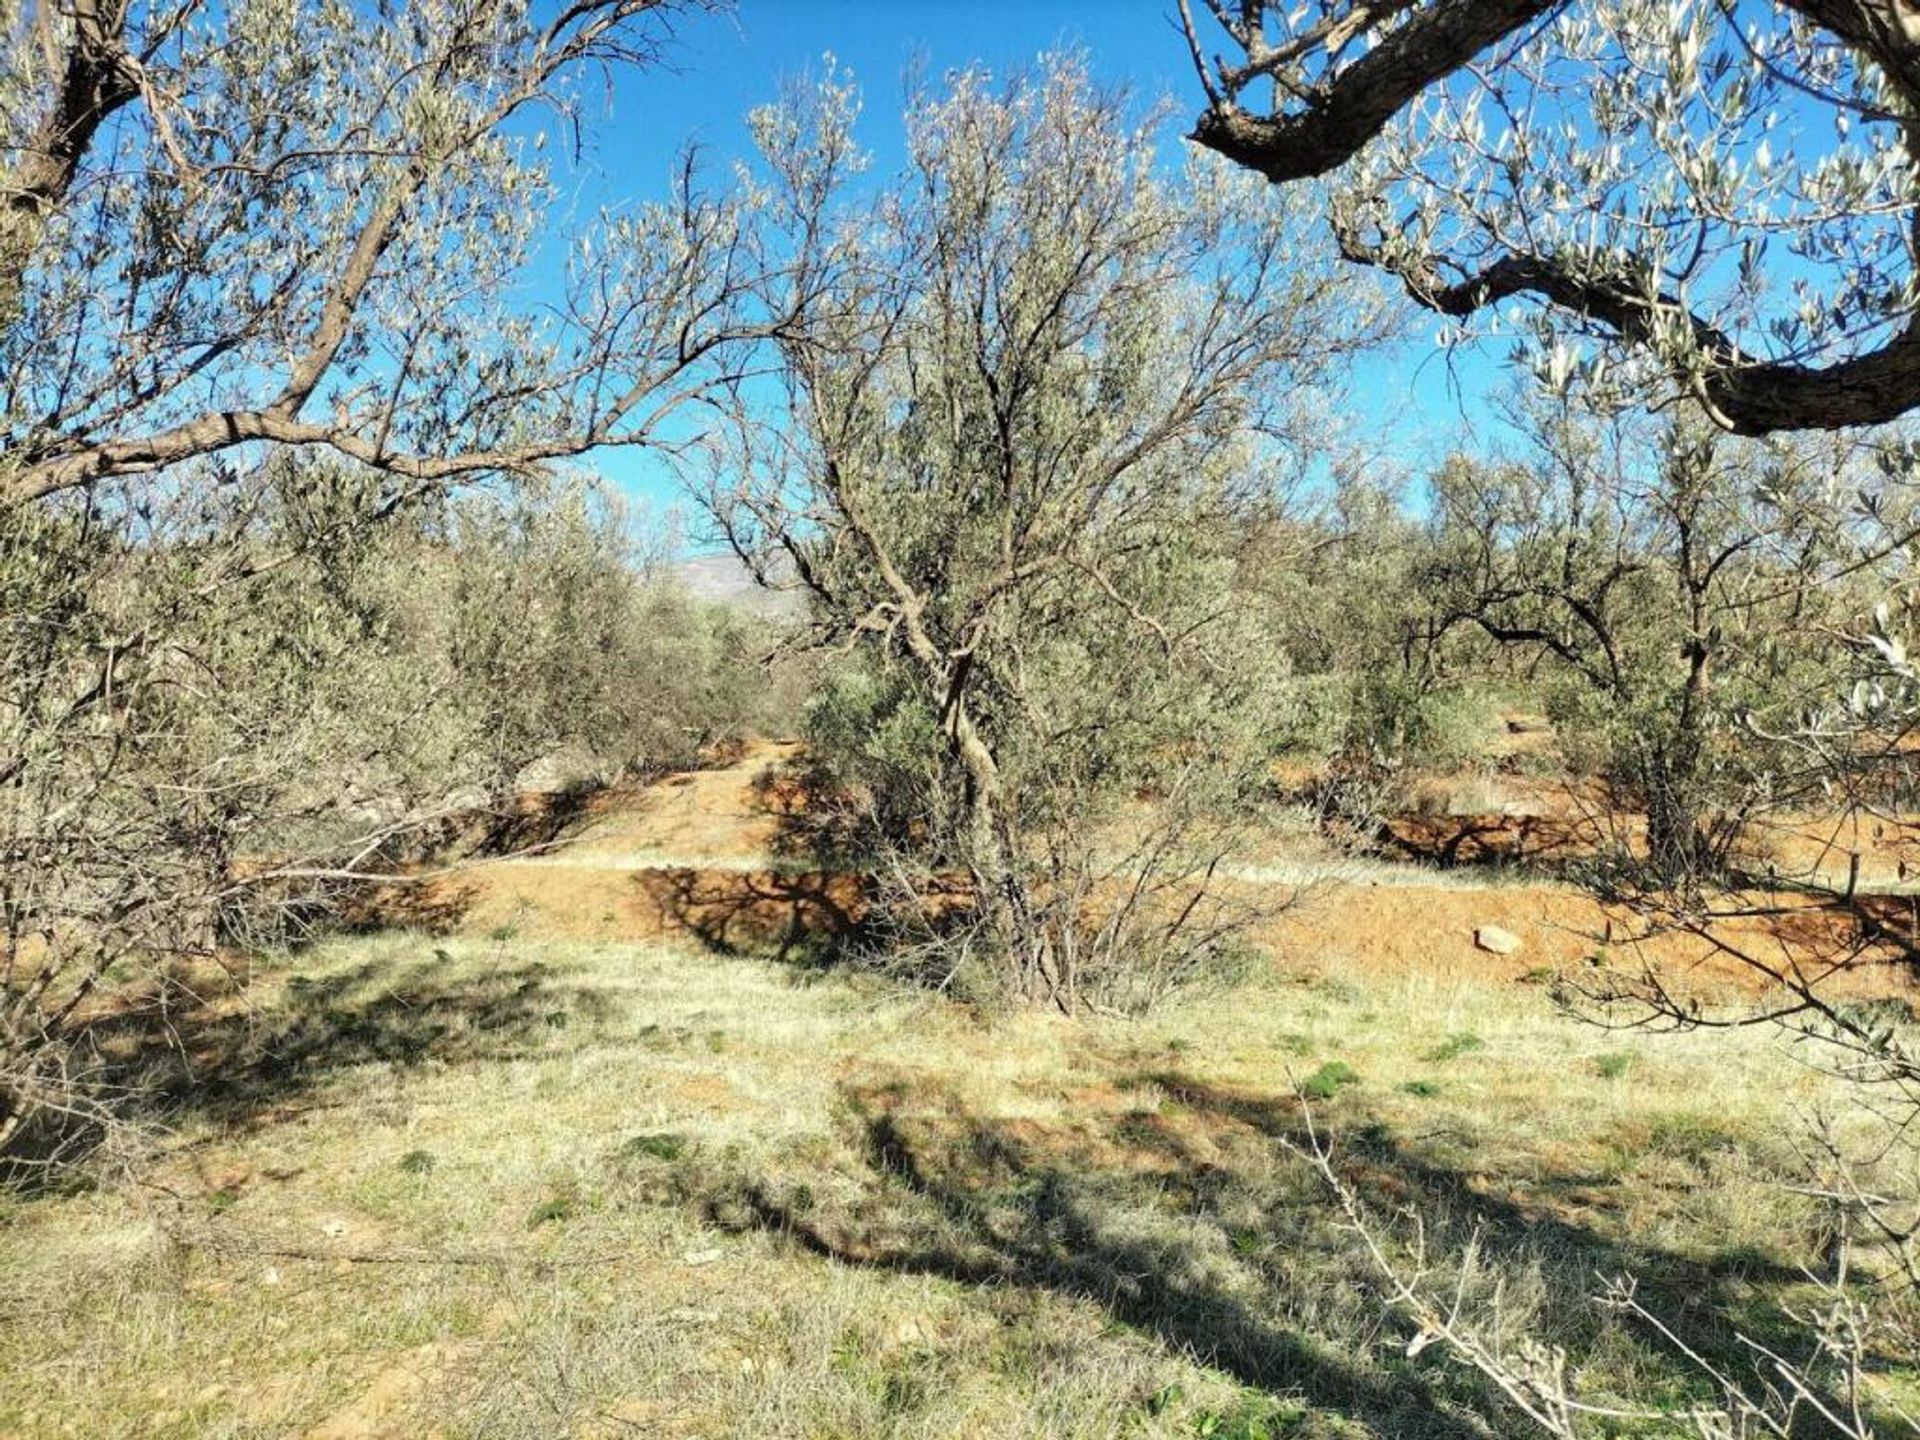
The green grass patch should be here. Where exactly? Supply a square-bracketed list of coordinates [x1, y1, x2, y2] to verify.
[619, 1132, 687, 1163]
[1300, 1060, 1360, 1101]
[1423, 1031, 1483, 1063]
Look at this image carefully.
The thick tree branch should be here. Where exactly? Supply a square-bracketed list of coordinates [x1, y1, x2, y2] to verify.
[1, 0, 140, 303]
[1183, 0, 1920, 432]
[1184, 0, 1559, 183]
[7, 382, 721, 502]
[1340, 227, 1920, 434]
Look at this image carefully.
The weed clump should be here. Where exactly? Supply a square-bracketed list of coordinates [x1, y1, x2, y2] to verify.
[1594, 1051, 1634, 1080]
[1423, 1031, 1484, 1063]
[620, 1133, 687, 1163]
[1192, 1391, 1307, 1438]
[1300, 1061, 1360, 1101]
[526, 1185, 578, 1228]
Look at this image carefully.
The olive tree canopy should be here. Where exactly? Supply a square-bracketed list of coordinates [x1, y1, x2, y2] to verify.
[2, 0, 758, 507]
[0, 0, 771, 1158]
[1181, 0, 1920, 434]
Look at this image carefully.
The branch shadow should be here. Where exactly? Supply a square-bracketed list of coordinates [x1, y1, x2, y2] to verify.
[457, 780, 606, 860]
[11, 949, 602, 1171]
[633, 865, 869, 966]
[1135, 1070, 1811, 1350]
[314, 782, 610, 939]
[336, 879, 481, 936]
[696, 1067, 1863, 1438]
[1379, 812, 1604, 876]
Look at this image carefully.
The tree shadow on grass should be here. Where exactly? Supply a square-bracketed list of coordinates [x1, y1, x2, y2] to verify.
[8, 949, 604, 1174]
[695, 1067, 1859, 1439]
[1129, 1071, 1824, 1375]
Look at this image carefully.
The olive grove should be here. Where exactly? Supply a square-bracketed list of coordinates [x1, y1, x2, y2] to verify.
[0, 0, 774, 1158]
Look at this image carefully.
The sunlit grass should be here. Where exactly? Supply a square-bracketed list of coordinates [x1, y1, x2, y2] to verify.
[0, 929, 1895, 1438]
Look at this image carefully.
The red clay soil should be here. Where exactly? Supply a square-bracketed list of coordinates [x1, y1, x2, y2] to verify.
[1380, 768, 1920, 887]
[352, 741, 1918, 1004]
[1262, 882, 1916, 999]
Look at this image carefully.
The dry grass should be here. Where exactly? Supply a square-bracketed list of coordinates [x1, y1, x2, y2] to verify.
[0, 927, 1910, 1439]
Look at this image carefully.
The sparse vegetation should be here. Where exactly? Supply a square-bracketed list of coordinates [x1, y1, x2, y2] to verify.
[4, 4, 1919, 1437]
[0, 467, 775, 1157]
[0, 929, 1877, 1438]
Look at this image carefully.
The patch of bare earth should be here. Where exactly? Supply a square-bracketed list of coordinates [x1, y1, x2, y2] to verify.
[335, 740, 1920, 1005]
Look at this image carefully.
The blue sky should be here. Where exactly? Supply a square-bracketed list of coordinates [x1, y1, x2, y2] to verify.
[556, 2, 1507, 519]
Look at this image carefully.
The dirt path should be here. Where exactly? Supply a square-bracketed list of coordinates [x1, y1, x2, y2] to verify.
[381, 742, 1917, 999]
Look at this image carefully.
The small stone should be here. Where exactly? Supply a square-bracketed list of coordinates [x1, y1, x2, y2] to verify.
[682, 1248, 724, 1266]
[1474, 924, 1523, 956]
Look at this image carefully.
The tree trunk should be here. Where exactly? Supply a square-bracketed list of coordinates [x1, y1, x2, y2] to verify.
[1642, 747, 1707, 884]
[1, 0, 139, 322]
[1638, 703, 1714, 891]
[947, 709, 1067, 1011]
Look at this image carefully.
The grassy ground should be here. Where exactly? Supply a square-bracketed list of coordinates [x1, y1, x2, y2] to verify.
[1, 924, 1905, 1440]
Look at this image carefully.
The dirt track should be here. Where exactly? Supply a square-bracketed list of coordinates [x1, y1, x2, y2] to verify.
[374, 742, 1920, 1001]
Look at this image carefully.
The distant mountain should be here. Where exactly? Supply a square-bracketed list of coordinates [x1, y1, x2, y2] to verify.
[674, 551, 804, 619]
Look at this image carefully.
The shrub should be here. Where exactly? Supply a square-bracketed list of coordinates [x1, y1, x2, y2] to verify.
[0, 464, 777, 1169]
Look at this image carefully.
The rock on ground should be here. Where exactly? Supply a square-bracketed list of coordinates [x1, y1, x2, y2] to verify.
[1474, 924, 1523, 956]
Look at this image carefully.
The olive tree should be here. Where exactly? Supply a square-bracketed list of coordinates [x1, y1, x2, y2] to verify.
[1417, 400, 1875, 884]
[0, 457, 448, 1157]
[5, 456, 779, 1167]
[1178, 0, 1920, 434]
[0, 0, 771, 1161]
[0, 458, 776, 1162]
[707, 61, 1380, 1012]
[3, 0, 762, 500]
[1253, 413, 1920, 1440]
[1165, 9, 1920, 1419]
[435, 478, 773, 794]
